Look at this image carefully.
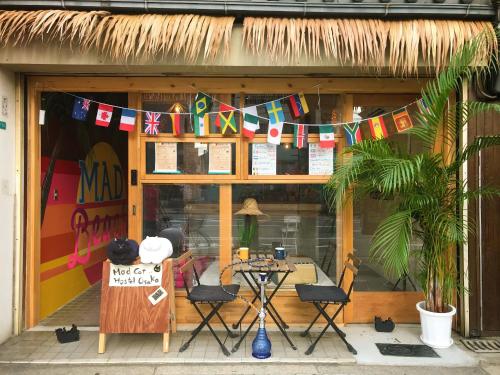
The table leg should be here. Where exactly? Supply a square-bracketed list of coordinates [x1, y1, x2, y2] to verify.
[250, 271, 291, 329]
[232, 271, 260, 329]
[231, 312, 260, 353]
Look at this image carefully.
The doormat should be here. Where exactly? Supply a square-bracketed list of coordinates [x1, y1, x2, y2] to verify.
[461, 339, 500, 353]
[376, 343, 440, 358]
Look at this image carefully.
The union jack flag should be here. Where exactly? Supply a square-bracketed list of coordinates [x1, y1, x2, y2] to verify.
[144, 111, 160, 135]
[82, 99, 91, 111]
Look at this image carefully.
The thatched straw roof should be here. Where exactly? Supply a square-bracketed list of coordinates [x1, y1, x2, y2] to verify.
[0, 10, 234, 62]
[243, 17, 497, 75]
[0, 10, 495, 74]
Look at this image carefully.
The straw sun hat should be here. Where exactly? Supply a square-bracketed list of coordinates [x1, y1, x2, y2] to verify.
[235, 198, 268, 216]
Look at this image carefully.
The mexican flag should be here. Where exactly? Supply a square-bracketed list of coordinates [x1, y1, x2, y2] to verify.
[319, 125, 335, 148]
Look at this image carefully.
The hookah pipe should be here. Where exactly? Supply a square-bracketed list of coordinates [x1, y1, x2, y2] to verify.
[219, 258, 273, 359]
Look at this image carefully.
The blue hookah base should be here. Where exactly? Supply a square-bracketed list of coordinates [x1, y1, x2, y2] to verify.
[252, 327, 272, 359]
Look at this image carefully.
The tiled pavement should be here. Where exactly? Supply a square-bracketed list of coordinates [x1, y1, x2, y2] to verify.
[0, 329, 354, 364]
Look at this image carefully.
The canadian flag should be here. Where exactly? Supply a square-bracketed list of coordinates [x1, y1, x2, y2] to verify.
[267, 121, 283, 145]
[96, 104, 113, 127]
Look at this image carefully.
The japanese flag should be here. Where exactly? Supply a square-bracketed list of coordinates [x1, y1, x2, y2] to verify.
[96, 104, 113, 127]
[267, 121, 283, 145]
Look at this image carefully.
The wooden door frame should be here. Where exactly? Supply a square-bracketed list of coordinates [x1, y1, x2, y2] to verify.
[25, 76, 427, 328]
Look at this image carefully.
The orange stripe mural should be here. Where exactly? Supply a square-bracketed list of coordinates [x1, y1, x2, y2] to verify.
[40, 142, 127, 319]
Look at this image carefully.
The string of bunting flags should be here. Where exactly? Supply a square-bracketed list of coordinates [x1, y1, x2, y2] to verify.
[67, 90, 429, 150]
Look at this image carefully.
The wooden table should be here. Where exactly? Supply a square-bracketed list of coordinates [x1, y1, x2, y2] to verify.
[231, 253, 297, 352]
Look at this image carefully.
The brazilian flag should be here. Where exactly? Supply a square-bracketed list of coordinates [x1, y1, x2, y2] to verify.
[191, 92, 213, 117]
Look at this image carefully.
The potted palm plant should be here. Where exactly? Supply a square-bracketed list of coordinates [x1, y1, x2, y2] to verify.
[325, 34, 500, 348]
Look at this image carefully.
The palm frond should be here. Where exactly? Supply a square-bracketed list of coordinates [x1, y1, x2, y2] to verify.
[370, 210, 413, 279]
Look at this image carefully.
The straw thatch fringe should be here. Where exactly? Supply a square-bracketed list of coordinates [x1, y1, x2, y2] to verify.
[243, 18, 497, 75]
[0, 10, 234, 63]
[0, 10, 495, 73]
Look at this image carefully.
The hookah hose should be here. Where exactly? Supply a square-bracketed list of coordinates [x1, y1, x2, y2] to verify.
[218, 257, 273, 314]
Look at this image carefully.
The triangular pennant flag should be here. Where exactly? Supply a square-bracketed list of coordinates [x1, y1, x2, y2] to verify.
[215, 103, 236, 128]
[267, 121, 283, 145]
[119, 109, 136, 132]
[344, 122, 362, 146]
[170, 113, 182, 136]
[392, 109, 413, 132]
[96, 103, 113, 127]
[191, 92, 213, 117]
[243, 106, 260, 140]
[194, 113, 209, 137]
[144, 111, 160, 135]
[72, 97, 90, 121]
[368, 116, 388, 140]
[265, 100, 285, 125]
[319, 125, 335, 148]
[288, 93, 309, 118]
[293, 124, 308, 149]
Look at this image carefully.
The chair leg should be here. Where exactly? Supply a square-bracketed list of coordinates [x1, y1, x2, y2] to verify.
[314, 302, 357, 355]
[180, 303, 228, 354]
[210, 303, 238, 338]
[301, 303, 328, 337]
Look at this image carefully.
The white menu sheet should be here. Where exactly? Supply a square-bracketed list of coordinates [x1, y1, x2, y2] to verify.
[309, 143, 334, 175]
[154, 142, 179, 173]
[208, 143, 232, 174]
[252, 143, 277, 175]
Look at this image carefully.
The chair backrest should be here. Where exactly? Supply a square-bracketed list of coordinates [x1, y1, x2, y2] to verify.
[174, 250, 200, 296]
[338, 252, 361, 299]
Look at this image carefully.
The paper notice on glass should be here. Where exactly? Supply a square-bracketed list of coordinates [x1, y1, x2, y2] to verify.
[309, 143, 334, 175]
[252, 143, 277, 175]
[208, 143, 232, 174]
[154, 142, 180, 174]
[195, 142, 208, 156]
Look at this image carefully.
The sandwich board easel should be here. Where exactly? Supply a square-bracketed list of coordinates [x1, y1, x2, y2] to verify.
[98, 258, 176, 353]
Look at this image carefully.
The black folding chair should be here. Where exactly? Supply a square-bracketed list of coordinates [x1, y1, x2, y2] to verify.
[295, 252, 361, 355]
[177, 251, 240, 356]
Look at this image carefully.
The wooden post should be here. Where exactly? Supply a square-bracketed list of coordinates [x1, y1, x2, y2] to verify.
[220, 184, 232, 284]
[25, 82, 41, 328]
[340, 94, 355, 324]
[128, 93, 141, 241]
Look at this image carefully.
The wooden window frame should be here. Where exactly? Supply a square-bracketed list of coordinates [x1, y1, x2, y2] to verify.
[25, 76, 427, 328]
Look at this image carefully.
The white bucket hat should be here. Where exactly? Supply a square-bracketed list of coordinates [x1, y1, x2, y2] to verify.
[139, 236, 173, 264]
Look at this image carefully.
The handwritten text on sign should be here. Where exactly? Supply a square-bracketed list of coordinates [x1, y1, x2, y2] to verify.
[109, 264, 162, 287]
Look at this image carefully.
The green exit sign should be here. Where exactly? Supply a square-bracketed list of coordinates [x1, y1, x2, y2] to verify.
[0, 121, 5, 130]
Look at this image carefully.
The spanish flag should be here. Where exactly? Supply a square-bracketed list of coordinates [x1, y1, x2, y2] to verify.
[368, 116, 388, 140]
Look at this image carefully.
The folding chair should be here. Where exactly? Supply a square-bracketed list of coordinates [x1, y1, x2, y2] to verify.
[177, 251, 240, 356]
[295, 252, 361, 355]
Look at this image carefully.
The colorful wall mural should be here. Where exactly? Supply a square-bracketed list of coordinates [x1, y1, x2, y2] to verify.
[40, 93, 128, 320]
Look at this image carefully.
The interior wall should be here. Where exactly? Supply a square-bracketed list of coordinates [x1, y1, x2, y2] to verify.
[39, 93, 128, 320]
[0, 67, 16, 343]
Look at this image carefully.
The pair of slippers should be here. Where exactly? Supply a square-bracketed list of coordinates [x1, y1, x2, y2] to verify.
[374, 316, 395, 332]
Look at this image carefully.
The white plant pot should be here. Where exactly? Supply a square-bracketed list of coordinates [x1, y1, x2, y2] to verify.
[416, 301, 456, 349]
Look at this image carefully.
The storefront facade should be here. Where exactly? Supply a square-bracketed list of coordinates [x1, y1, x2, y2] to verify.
[0, 2, 497, 339]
